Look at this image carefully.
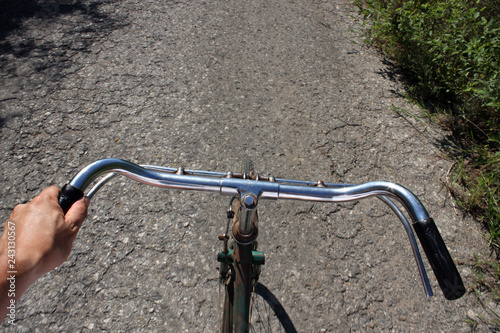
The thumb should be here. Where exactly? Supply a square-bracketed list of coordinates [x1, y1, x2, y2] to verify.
[64, 197, 90, 232]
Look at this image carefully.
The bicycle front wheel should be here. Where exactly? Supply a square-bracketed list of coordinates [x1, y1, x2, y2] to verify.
[250, 283, 297, 333]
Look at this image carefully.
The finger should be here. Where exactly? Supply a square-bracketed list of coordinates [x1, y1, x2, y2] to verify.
[39, 185, 61, 201]
[35, 186, 62, 210]
[64, 197, 89, 232]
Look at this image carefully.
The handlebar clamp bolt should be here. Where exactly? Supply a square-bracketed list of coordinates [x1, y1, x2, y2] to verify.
[242, 194, 257, 209]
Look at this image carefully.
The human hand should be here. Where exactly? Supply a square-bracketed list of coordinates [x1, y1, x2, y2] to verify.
[1, 186, 89, 279]
[0, 186, 89, 321]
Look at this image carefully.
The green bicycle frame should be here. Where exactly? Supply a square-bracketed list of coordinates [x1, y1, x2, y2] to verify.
[219, 242, 266, 332]
[221, 242, 253, 332]
[218, 193, 264, 333]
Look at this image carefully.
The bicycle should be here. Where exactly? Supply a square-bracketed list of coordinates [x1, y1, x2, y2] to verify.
[58, 158, 466, 332]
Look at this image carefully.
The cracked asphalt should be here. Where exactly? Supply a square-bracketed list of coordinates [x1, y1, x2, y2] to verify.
[0, 0, 495, 331]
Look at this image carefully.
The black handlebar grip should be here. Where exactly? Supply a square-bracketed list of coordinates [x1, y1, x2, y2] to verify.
[58, 184, 84, 215]
[413, 218, 466, 300]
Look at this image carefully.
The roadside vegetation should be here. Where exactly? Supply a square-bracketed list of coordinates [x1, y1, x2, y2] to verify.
[354, 0, 499, 246]
[353, 0, 499, 325]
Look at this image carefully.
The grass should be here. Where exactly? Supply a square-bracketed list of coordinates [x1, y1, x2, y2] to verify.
[449, 148, 500, 248]
[353, 0, 500, 250]
[467, 256, 500, 329]
[353, 2, 500, 325]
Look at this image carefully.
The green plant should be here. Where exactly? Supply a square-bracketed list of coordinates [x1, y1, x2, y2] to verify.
[355, 0, 500, 249]
[356, 0, 499, 135]
[472, 255, 500, 297]
[449, 147, 500, 248]
[467, 256, 500, 329]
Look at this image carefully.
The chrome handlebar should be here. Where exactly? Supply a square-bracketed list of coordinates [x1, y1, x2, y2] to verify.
[59, 158, 465, 300]
[68, 159, 429, 219]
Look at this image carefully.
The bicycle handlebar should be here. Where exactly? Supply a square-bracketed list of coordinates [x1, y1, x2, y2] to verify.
[413, 218, 465, 300]
[59, 158, 465, 300]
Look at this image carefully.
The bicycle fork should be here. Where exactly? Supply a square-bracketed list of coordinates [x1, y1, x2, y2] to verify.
[218, 193, 264, 333]
[221, 243, 253, 332]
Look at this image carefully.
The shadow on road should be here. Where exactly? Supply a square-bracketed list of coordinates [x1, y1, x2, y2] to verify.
[0, 0, 105, 40]
[255, 282, 298, 333]
[0, 0, 126, 74]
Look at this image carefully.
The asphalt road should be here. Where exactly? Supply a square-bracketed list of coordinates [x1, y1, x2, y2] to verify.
[0, 0, 494, 331]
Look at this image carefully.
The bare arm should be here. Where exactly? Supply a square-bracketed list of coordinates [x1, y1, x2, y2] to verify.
[0, 186, 89, 323]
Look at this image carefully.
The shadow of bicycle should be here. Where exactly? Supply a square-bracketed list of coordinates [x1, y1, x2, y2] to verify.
[253, 283, 297, 333]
